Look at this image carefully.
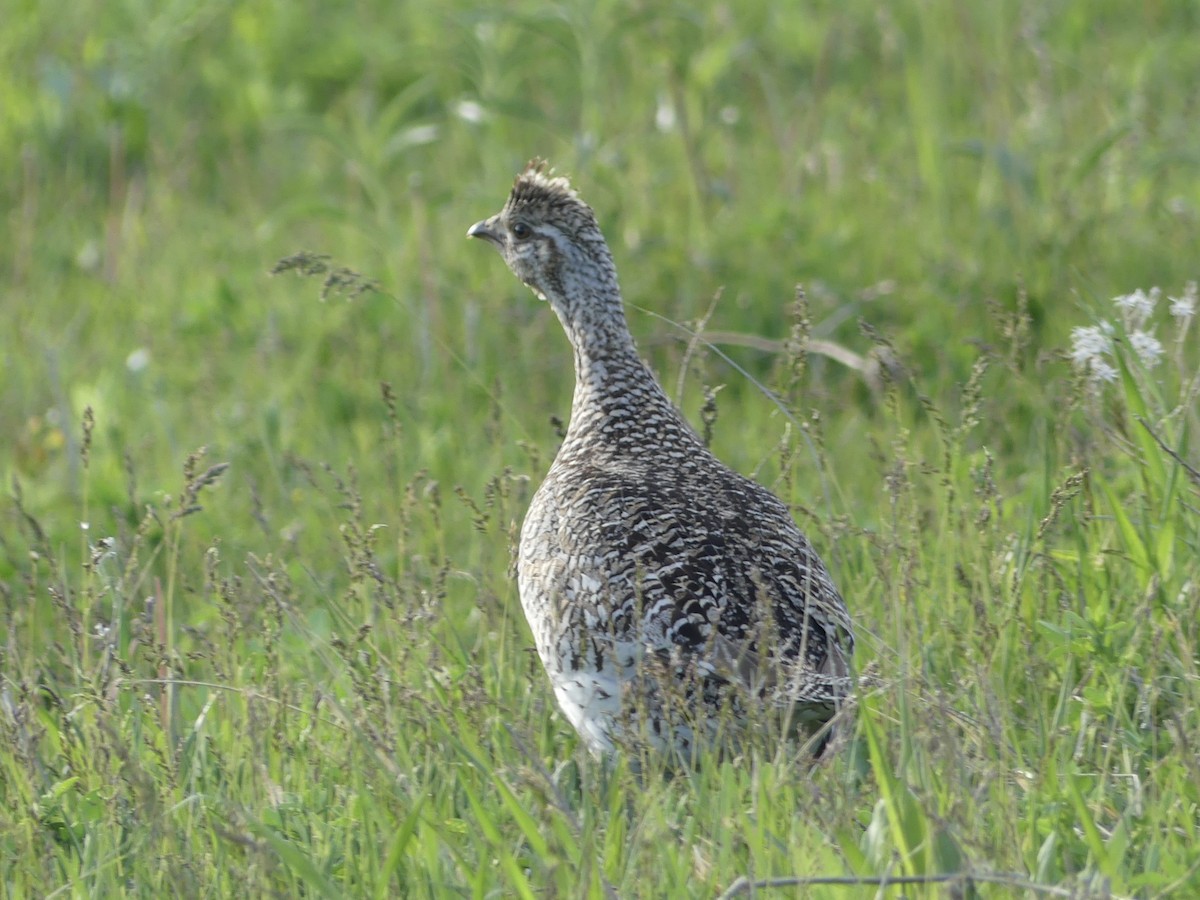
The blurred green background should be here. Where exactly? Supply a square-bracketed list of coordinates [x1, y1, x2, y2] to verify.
[6, 0, 1197, 521]
[2, 0, 1199, 896]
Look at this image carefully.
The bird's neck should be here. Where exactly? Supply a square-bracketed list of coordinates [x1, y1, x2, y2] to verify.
[551, 288, 693, 456]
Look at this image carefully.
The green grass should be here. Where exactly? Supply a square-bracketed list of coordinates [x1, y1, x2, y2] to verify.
[3, 0, 1199, 895]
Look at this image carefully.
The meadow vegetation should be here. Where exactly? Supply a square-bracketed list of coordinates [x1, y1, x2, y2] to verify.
[2, 0, 1199, 896]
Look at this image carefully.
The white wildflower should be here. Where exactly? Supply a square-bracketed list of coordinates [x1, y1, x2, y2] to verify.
[454, 99, 486, 124]
[1129, 330, 1163, 369]
[126, 347, 150, 373]
[1113, 288, 1156, 328]
[1169, 281, 1196, 320]
[76, 239, 101, 273]
[1089, 358, 1119, 383]
[1070, 324, 1121, 385]
[655, 96, 677, 132]
[1070, 324, 1113, 367]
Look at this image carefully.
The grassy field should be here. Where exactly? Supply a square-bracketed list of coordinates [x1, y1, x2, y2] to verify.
[3, 0, 1199, 896]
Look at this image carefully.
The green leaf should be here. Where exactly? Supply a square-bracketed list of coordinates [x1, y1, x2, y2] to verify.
[1065, 771, 1114, 878]
[460, 779, 537, 900]
[41, 777, 80, 802]
[492, 775, 553, 861]
[248, 822, 343, 899]
[1115, 348, 1166, 493]
[837, 826, 871, 874]
[861, 698, 930, 875]
[1035, 830, 1061, 883]
[375, 798, 426, 900]
[1097, 474, 1151, 573]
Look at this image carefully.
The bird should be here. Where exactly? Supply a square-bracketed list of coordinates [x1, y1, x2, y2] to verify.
[468, 160, 854, 763]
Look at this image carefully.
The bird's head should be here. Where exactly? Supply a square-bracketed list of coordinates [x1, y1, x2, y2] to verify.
[468, 160, 617, 306]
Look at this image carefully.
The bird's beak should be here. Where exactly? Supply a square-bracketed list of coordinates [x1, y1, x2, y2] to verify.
[467, 216, 504, 249]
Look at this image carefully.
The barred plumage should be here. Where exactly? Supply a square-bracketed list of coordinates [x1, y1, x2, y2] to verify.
[469, 161, 854, 760]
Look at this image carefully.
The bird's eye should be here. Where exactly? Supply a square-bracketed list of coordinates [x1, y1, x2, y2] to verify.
[511, 222, 532, 240]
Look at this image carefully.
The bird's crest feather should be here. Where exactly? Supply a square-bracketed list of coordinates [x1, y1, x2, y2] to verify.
[505, 159, 585, 219]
